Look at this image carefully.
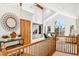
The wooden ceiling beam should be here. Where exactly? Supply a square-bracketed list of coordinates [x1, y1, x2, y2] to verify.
[34, 3, 44, 10]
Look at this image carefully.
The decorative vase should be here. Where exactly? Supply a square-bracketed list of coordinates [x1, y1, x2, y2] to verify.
[10, 32, 16, 40]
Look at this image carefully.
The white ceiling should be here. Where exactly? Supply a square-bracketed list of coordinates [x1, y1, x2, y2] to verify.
[43, 3, 79, 18]
[43, 8, 56, 20]
[22, 3, 56, 21]
[22, 3, 79, 19]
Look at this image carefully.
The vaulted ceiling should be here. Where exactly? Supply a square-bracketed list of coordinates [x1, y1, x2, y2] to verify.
[43, 3, 79, 19]
[22, 3, 79, 20]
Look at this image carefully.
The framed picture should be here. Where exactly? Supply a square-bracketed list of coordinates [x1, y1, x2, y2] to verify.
[32, 23, 43, 39]
[47, 26, 51, 33]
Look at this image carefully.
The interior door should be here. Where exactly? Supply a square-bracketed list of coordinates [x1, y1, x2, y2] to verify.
[20, 20, 25, 44]
[20, 19, 31, 45]
[24, 20, 31, 45]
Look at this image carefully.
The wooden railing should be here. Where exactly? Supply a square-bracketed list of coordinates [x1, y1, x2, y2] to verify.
[56, 36, 77, 55]
[0, 36, 56, 56]
[77, 35, 79, 55]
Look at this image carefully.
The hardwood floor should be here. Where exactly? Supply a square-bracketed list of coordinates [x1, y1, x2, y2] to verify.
[52, 51, 76, 56]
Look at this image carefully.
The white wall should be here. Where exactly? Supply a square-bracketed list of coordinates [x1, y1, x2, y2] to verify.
[0, 3, 44, 44]
[0, 3, 34, 46]
[0, 3, 77, 41]
[0, 3, 33, 39]
[76, 17, 79, 34]
[22, 3, 43, 24]
[22, 4, 44, 43]
[76, 4, 79, 34]
[44, 14, 76, 36]
[0, 3, 77, 46]
[0, 3, 20, 37]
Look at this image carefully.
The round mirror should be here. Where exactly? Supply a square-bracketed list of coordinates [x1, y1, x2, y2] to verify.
[0, 13, 18, 31]
[6, 18, 16, 28]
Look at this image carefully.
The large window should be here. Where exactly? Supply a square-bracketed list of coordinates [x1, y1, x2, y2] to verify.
[54, 20, 65, 36]
[32, 23, 43, 39]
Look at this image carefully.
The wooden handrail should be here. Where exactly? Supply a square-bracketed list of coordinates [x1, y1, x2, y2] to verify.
[5, 35, 78, 56]
[7, 44, 30, 54]
[57, 36, 77, 37]
[56, 35, 77, 55]
[0, 36, 57, 56]
[30, 37, 52, 46]
[0, 37, 55, 56]
[1, 35, 78, 56]
[7, 37, 52, 53]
